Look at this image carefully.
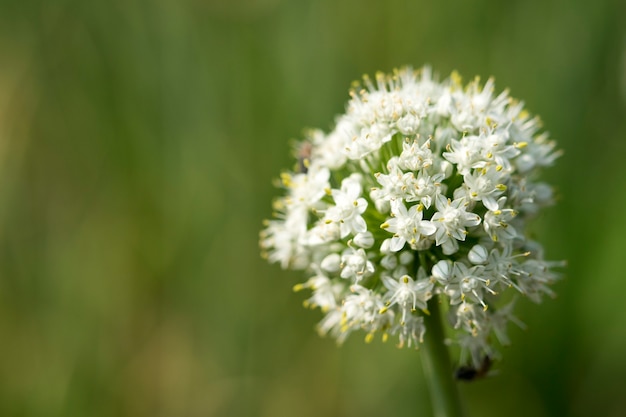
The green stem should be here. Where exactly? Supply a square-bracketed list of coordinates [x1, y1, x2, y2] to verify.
[420, 296, 466, 417]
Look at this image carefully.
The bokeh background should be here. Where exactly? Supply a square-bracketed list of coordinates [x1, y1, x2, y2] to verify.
[0, 0, 625, 416]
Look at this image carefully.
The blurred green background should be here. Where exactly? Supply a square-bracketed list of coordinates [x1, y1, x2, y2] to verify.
[0, 0, 624, 416]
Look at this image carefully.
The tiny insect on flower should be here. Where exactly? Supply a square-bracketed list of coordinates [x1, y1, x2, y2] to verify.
[455, 356, 493, 382]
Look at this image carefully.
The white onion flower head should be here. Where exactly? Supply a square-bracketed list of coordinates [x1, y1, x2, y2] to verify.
[260, 67, 564, 365]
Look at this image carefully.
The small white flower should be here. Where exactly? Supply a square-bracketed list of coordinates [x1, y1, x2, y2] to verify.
[514, 134, 562, 173]
[287, 167, 331, 208]
[260, 210, 309, 269]
[317, 308, 346, 342]
[306, 220, 341, 245]
[483, 197, 518, 242]
[431, 195, 481, 255]
[313, 127, 349, 170]
[462, 166, 507, 211]
[468, 244, 489, 265]
[382, 200, 436, 252]
[398, 139, 434, 171]
[340, 285, 392, 339]
[442, 135, 487, 175]
[326, 174, 368, 238]
[373, 160, 416, 202]
[380, 272, 433, 324]
[295, 271, 342, 312]
[396, 112, 422, 135]
[481, 131, 520, 170]
[453, 301, 485, 335]
[452, 262, 495, 309]
[353, 231, 375, 248]
[380, 253, 398, 270]
[405, 170, 445, 209]
[320, 253, 342, 273]
[399, 251, 415, 265]
[481, 245, 528, 292]
[432, 259, 453, 285]
[517, 258, 563, 302]
[340, 248, 375, 282]
[390, 314, 426, 349]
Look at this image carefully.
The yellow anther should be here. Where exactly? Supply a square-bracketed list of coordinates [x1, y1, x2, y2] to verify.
[403, 276, 410, 284]
[382, 333, 389, 343]
[496, 165, 503, 171]
[450, 70, 462, 86]
[496, 184, 507, 191]
[324, 188, 332, 195]
[422, 308, 430, 316]
[515, 141, 528, 149]
[365, 333, 374, 344]
[293, 283, 305, 292]
[380, 222, 390, 229]
[379, 306, 388, 314]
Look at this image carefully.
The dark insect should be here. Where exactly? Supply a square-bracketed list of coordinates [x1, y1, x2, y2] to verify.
[455, 356, 492, 381]
[295, 141, 313, 174]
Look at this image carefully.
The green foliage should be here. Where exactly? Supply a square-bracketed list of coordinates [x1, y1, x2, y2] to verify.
[0, 0, 624, 416]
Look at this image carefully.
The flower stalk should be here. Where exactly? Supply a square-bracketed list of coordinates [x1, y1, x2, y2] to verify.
[420, 296, 465, 417]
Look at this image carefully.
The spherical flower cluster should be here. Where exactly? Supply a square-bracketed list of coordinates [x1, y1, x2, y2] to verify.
[260, 67, 563, 366]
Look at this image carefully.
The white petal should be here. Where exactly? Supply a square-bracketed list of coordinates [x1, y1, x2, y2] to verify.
[389, 236, 406, 252]
[468, 245, 488, 264]
[420, 221, 436, 236]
